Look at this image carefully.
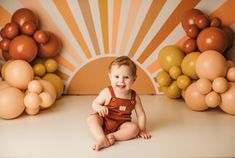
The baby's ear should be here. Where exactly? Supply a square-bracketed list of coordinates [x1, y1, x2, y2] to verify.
[108, 73, 111, 79]
[133, 75, 137, 82]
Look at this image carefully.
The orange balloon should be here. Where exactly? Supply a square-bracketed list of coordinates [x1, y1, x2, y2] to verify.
[196, 78, 212, 94]
[181, 9, 203, 31]
[220, 82, 235, 115]
[205, 91, 220, 108]
[4, 22, 20, 39]
[212, 77, 228, 93]
[185, 82, 208, 111]
[226, 67, 235, 82]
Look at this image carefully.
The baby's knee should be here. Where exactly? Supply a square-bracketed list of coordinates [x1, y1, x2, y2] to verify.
[87, 115, 102, 125]
[130, 123, 139, 136]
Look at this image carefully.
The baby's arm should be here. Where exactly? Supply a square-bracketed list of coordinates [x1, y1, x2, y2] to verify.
[92, 88, 110, 117]
[135, 95, 151, 139]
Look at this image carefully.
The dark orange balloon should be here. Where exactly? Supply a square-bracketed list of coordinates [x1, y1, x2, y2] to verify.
[9, 35, 37, 62]
[2, 51, 12, 61]
[221, 25, 234, 49]
[33, 30, 50, 44]
[21, 21, 37, 35]
[181, 9, 203, 31]
[4, 22, 20, 39]
[195, 15, 209, 29]
[182, 38, 197, 54]
[0, 38, 11, 51]
[0, 28, 7, 38]
[186, 25, 199, 38]
[38, 32, 62, 58]
[197, 27, 228, 53]
[11, 8, 39, 28]
[210, 17, 221, 28]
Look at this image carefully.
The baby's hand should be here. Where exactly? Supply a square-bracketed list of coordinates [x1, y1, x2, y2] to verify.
[97, 106, 109, 117]
[138, 130, 151, 139]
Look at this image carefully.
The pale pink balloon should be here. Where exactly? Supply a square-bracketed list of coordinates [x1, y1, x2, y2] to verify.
[24, 92, 41, 109]
[220, 82, 235, 115]
[212, 77, 228, 93]
[39, 92, 54, 108]
[195, 50, 227, 81]
[226, 67, 235, 82]
[205, 91, 221, 108]
[25, 107, 40, 115]
[27, 80, 42, 94]
[185, 82, 208, 111]
[196, 78, 212, 94]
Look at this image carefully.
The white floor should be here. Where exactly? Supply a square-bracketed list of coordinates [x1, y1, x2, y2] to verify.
[0, 95, 235, 158]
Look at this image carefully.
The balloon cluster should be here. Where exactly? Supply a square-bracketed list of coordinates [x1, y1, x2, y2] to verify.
[181, 8, 234, 54]
[0, 8, 62, 62]
[0, 60, 56, 119]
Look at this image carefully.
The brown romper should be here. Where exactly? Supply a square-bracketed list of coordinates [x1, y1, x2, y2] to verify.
[102, 86, 136, 134]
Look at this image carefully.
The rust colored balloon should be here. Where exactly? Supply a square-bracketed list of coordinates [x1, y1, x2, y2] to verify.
[2, 51, 12, 61]
[33, 30, 50, 44]
[21, 21, 37, 35]
[0, 38, 11, 51]
[4, 22, 20, 39]
[9, 35, 38, 62]
[0, 28, 7, 38]
[181, 9, 203, 31]
[38, 32, 62, 58]
[195, 14, 209, 29]
[210, 17, 222, 28]
[182, 38, 197, 54]
[186, 25, 199, 38]
[197, 27, 228, 53]
[221, 25, 234, 49]
[11, 8, 39, 28]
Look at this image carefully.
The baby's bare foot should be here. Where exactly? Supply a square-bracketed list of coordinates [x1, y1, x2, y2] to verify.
[92, 137, 110, 151]
[106, 134, 115, 145]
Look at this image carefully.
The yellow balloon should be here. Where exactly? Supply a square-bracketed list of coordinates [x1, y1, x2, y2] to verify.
[169, 66, 182, 80]
[155, 70, 172, 87]
[158, 45, 185, 72]
[181, 52, 200, 79]
[176, 75, 191, 89]
[164, 81, 182, 99]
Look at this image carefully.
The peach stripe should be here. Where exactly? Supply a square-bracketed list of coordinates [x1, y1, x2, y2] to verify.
[120, 0, 141, 54]
[0, 6, 11, 27]
[147, 59, 160, 73]
[209, 0, 235, 25]
[99, 0, 109, 54]
[53, 0, 92, 59]
[77, 0, 100, 55]
[111, 0, 122, 54]
[19, 0, 83, 67]
[54, 54, 75, 71]
[56, 70, 70, 81]
[138, 0, 201, 64]
[128, 0, 166, 58]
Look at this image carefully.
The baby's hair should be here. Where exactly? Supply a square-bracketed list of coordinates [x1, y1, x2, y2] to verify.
[109, 56, 137, 77]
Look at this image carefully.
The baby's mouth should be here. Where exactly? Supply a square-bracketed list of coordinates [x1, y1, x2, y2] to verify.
[117, 85, 126, 88]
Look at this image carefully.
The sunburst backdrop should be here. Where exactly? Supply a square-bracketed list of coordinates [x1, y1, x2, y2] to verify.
[0, 0, 235, 94]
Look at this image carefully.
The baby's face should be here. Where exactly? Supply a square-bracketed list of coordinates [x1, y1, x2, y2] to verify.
[109, 65, 135, 93]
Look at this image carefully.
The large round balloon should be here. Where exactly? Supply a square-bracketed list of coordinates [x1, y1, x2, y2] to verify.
[220, 82, 235, 115]
[197, 27, 228, 53]
[4, 60, 34, 90]
[38, 32, 62, 58]
[9, 35, 38, 62]
[195, 50, 227, 81]
[185, 82, 208, 111]
[11, 8, 39, 28]
[181, 51, 200, 79]
[0, 87, 25, 119]
[158, 45, 185, 72]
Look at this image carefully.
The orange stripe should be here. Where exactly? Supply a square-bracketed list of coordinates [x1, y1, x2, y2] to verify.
[0, 6, 11, 27]
[120, 0, 141, 54]
[99, 0, 109, 54]
[209, 0, 235, 25]
[19, 0, 83, 67]
[54, 54, 75, 71]
[111, 0, 122, 54]
[137, 0, 201, 64]
[128, 0, 166, 58]
[56, 69, 69, 81]
[147, 59, 160, 73]
[53, 0, 92, 59]
[77, 0, 100, 55]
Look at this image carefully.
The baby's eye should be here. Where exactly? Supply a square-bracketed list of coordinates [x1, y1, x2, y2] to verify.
[115, 75, 119, 79]
[124, 76, 129, 79]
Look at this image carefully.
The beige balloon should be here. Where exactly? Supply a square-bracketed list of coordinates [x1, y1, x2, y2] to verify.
[220, 82, 235, 115]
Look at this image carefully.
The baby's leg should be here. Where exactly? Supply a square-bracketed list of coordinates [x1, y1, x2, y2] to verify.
[87, 115, 110, 151]
[111, 122, 139, 141]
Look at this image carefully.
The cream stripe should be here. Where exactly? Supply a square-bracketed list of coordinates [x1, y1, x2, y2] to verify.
[0, 0, 23, 14]
[108, 0, 114, 54]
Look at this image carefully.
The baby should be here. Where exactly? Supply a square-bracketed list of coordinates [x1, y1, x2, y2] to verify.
[87, 56, 151, 151]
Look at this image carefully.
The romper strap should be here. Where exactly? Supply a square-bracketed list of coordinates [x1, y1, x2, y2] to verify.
[108, 86, 116, 98]
[130, 90, 136, 104]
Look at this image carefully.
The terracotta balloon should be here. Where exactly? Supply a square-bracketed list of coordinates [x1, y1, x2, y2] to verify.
[0, 87, 25, 119]
[2, 51, 12, 61]
[181, 9, 203, 31]
[185, 25, 199, 38]
[0, 38, 11, 51]
[38, 32, 62, 58]
[4, 60, 34, 90]
[205, 91, 220, 108]
[212, 77, 228, 93]
[0, 28, 7, 38]
[226, 67, 235, 82]
[11, 8, 39, 28]
[221, 25, 234, 49]
[196, 78, 212, 95]
[4, 22, 20, 39]
[9, 35, 37, 62]
[21, 21, 37, 35]
[182, 38, 197, 54]
[210, 17, 221, 28]
[33, 30, 50, 44]
[220, 82, 235, 115]
[185, 82, 208, 111]
[197, 27, 228, 53]
[195, 50, 227, 81]
[195, 14, 209, 29]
